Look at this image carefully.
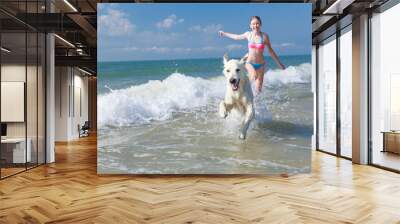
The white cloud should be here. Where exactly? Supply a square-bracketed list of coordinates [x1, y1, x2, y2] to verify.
[156, 14, 184, 29]
[274, 43, 295, 48]
[281, 43, 295, 47]
[129, 31, 181, 47]
[189, 24, 223, 33]
[189, 25, 202, 32]
[173, 48, 192, 53]
[203, 24, 223, 33]
[99, 9, 134, 36]
[97, 3, 118, 11]
[226, 44, 244, 51]
[200, 46, 220, 52]
[144, 46, 170, 53]
[120, 46, 192, 54]
[122, 47, 138, 51]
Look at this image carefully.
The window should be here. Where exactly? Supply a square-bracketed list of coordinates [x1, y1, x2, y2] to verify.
[318, 35, 337, 154]
[0, 1, 46, 179]
[339, 26, 352, 158]
[370, 3, 400, 171]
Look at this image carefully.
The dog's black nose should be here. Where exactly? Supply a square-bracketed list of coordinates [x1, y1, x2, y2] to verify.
[229, 78, 236, 84]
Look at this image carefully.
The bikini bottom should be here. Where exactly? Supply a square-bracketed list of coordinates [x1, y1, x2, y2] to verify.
[246, 61, 265, 70]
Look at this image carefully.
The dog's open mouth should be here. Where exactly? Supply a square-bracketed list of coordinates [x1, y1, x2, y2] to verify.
[230, 78, 240, 91]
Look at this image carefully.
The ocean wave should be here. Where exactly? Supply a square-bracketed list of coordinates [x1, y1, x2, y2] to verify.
[98, 73, 225, 126]
[264, 63, 311, 86]
[98, 63, 311, 126]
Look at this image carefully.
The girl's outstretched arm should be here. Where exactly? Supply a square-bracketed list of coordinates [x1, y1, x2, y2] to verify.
[219, 31, 248, 40]
[264, 33, 285, 70]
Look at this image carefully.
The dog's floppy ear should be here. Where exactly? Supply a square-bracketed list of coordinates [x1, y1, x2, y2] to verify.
[240, 53, 248, 64]
[223, 53, 229, 65]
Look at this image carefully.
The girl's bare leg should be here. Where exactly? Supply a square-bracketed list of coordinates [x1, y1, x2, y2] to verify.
[255, 66, 265, 94]
[245, 63, 257, 81]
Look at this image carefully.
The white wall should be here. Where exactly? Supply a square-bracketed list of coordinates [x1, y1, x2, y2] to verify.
[1, 82, 25, 122]
[1, 65, 26, 124]
[55, 67, 89, 141]
[73, 72, 89, 137]
[55, 66, 69, 141]
[1, 65, 26, 139]
[312, 45, 317, 150]
[1, 63, 46, 164]
[1, 65, 26, 81]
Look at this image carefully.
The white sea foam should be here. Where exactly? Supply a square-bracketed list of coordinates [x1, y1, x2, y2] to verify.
[98, 63, 311, 127]
[133, 153, 153, 158]
[264, 63, 311, 86]
[99, 73, 225, 126]
[210, 156, 301, 171]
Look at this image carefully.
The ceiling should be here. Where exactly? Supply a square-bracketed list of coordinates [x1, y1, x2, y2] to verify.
[1, 0, 98, 75]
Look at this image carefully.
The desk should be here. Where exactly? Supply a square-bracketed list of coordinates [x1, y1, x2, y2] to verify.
[381, 131, 400, 154]
[1, 138, 31, 163]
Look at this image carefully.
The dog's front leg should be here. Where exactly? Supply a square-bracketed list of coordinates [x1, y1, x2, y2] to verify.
[219, 101, 227, 118]
[239, 104, 255, 139]
[219, 101, 233, 118]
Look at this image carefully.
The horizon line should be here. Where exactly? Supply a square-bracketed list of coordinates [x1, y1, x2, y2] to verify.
[98, 54, 311, 63]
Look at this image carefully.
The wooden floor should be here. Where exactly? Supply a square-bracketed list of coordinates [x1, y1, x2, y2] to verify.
[1, 135, 400, 223]
[373, 150, 400, 171]
[0, 167, 26, 178]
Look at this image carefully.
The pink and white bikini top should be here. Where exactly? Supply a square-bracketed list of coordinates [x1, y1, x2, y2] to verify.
[248, 32, 265, 51]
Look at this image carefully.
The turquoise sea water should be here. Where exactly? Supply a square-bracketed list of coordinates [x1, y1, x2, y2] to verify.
[97, 55, 313, 174]
[98, 55, 310, 94]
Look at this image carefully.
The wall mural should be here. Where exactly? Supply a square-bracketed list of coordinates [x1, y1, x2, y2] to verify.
[97, 3, 312, 174]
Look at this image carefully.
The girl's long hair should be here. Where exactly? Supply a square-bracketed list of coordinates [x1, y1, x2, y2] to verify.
[250, 16, 262, 25]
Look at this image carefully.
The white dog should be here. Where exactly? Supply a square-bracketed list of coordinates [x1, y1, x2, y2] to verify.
[219, 53, 255, 139]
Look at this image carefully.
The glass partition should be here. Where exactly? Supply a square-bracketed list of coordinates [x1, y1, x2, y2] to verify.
[317, 35, 337, 154]
[27, 30, 38, 169]
[371, 3, 400, 171]
[0, 1, 46, 179]
[339, 26, 352, 158]
[1, 30, 27, 177]
[27, 0, 41, 169]
[38, 32, 45, 165]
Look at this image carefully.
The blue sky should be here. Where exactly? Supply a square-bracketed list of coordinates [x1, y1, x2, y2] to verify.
[98, 3, 311, 62]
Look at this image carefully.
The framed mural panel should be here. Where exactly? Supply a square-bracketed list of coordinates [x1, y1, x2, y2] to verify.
[98, 3, 312, 174]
